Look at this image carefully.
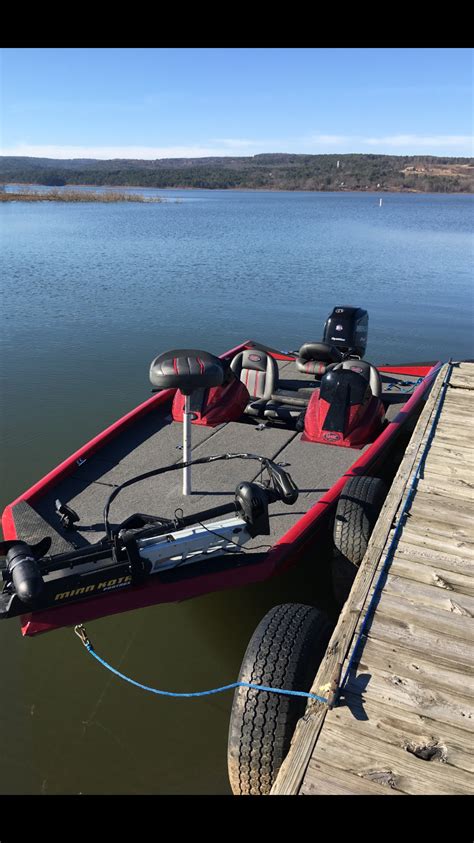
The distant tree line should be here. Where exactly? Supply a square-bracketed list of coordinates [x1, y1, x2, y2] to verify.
[1, 154, 472, 193]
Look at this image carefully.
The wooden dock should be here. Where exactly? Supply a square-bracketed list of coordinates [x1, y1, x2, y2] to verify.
[272, 361, 474, 795]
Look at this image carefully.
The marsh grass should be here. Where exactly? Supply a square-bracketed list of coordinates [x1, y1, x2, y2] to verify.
[0, 189, 163, 203]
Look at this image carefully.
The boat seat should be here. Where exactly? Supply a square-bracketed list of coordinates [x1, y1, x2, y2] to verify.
[263, 401, 306, 424]
[149, 349, 224, 394]
[230, 349, 279, 416]
[330, 359, 382, 398]
[266, 359, 382, 425]
[296, 342, 342, 376]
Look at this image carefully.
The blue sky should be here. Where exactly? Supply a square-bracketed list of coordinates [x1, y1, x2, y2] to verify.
[1, 47, 472, 159]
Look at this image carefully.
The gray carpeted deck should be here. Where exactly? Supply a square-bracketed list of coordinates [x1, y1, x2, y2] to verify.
[16, 361, 420, 554]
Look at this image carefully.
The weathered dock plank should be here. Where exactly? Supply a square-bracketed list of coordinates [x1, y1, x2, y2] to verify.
[382, 573, 474, 615]
[416, 476, 474, 502]
[389, 557, 474, 595]
[359, 612, 474, 672]
[311, 724, 474, 795]
[397, 526, 474, 557]
[328, 693, 474, 773]
[422, 457, 474, 481]
[394, 540, 474, 573]
[342, 663, 474, 732]
[354, 635, 474, 700]
[300, 759, 402, 795]
[408, 493, 474, 526]
[424, 444, 474, 463]
[372, 591, 474, 640]
[301, 758, 402, 795]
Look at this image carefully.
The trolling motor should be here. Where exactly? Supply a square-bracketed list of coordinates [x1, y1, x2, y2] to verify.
[0, 453, 298, 619]
[1, 537, 51, 604]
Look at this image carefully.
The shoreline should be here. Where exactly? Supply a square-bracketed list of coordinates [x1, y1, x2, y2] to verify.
[2, 182, 473, 196]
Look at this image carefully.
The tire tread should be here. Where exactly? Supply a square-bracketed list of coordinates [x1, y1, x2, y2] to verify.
[332, 475, 387, 604]
[228, 603, 333, 795]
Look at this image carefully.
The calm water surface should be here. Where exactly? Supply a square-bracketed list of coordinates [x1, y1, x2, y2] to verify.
[0, 189, 473, 794]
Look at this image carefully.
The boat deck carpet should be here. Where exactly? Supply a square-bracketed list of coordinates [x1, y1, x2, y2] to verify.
[24, 362, 419, 553]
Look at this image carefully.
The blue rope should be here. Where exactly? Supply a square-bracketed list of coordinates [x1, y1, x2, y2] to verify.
[337, 362, 452, 703]
[76, 630, 328, 704]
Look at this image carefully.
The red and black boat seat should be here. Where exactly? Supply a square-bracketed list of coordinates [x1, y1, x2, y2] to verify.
[265, 358, 382, 426]
[330, 359, 382, 398]
[230, 349, 279, 416]
[149, 349, 225, 394]
[296, 342, 342, 377]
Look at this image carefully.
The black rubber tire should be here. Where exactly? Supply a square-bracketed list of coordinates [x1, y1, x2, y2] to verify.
[332, 475, 388, 605]
[227, 603, 333, 795]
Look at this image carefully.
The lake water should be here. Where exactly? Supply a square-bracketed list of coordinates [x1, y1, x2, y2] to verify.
[0, 188, 473, 794]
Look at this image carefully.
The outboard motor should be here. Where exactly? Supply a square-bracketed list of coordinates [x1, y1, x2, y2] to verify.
[295, 306, 368, 377]
[323, 306, 368, 358]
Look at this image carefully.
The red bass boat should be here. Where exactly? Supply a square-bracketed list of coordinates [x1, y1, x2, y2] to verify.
[0, 306, 441, 636]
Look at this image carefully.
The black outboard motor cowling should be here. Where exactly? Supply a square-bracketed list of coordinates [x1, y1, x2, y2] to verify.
[323, 307, 368, 358]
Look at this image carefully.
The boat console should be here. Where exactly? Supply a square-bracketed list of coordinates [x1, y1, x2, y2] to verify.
[296, 308, 384, 447]
[301, 363, 385, 448]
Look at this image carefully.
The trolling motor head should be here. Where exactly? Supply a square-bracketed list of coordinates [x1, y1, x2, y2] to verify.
[0, 537, 51, 605]
[234, 466, 298, 538]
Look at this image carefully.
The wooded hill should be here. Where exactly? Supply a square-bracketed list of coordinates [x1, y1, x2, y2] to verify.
[1, 154, 473, 192]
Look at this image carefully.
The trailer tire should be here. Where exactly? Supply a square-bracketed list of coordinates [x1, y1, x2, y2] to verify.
[332, 475, 388, 605]
[227, 603, 333, 795]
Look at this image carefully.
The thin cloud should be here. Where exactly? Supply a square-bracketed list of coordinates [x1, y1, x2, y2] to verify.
[2, 134, 473, 160]
[364, 134, 473, 148]
[305, 134, 473, 153]
[0, 143, 241, 160]
[212, 138, 265, 148]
